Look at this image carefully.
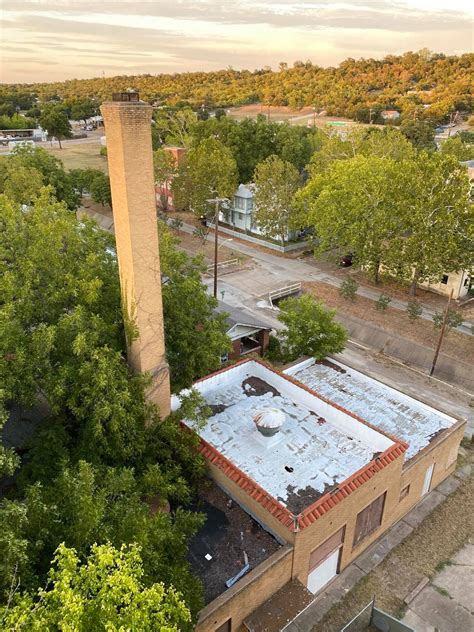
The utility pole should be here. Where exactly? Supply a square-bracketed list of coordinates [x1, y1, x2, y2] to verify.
[369, 108, 374, 125]
[429, 288, 454, 377]
[207, 197, 228, 298]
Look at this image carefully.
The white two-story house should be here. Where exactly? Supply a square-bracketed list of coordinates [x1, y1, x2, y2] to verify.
[220, 183, 300, 243]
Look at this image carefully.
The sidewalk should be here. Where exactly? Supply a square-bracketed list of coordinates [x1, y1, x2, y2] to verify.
[401, 542, 473, 632]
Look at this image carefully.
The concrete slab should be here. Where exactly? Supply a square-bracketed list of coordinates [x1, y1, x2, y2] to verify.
[354, 539, 390, 574]
[402, 490, 446, 528]
[436, 475, 462, 496]
[455, 464, 472, 480]
[336, 564, 366, 593]
[434, 563, 474, 612]
[356, 518, 414, 575]
[402, 608, 436, 632]
[452, 543, 474, 566]
[402, 584, 473, 632]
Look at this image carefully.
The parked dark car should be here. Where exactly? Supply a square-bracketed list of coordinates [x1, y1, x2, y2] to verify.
[339, 253, 354, 267]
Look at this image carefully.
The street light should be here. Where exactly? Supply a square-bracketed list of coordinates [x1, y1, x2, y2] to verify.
[206, 197, 229, 298]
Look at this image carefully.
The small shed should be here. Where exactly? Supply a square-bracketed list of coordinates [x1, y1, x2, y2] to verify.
[216, 302, 272, 360]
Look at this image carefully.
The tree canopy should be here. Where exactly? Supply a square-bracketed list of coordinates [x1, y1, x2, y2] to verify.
[1, 542, 192, 631]
[39, 104, 72, 148]
[277, 294, 347, 362]
[172, 137, 238, 216]
[253, 155, 301, 245]
[3, 50, 471, 125]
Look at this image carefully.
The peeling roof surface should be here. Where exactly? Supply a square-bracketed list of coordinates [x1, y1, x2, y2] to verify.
[180, 361, 394, 514]
[290, 360, 457, 460]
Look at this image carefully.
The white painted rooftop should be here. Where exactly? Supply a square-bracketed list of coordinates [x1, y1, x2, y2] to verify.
[287, 359, 457, 460]
[174, 361, 394, 513]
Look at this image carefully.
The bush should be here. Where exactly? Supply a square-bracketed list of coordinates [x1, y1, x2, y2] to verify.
[406, 300, 422, 321]
[265, 335, 283, 362]
[375, 293, 391, 311]
[100, 146, 107, 156]
[339, 278, 358, 301]
[432, 309, 463, 330]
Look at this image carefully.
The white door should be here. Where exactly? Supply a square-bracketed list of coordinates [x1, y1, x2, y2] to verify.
[307, 548, 340, 594]
[422, 463, 434, 496]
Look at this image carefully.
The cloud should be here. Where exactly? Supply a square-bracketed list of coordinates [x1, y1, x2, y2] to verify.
[1, 0, 472, 82]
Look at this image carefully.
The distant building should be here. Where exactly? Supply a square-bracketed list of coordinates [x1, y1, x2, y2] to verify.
[220, 183, 299, 243]
[381, 110, 401, 121]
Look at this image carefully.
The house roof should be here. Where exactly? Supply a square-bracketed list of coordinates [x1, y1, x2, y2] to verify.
[215, 302, 272, 333]
[288, 359, 459, 461]
[175, 359, 407, 532]
[235, 184, 254, 199]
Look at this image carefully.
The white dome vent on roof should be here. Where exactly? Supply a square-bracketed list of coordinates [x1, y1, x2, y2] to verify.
[253, 408, 286, 437]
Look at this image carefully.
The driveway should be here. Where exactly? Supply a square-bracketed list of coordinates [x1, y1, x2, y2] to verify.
[402, 543, 474, 632]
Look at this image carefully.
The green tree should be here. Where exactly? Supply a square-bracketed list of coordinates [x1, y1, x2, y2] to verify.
[375, 293, 392, 311]
[172, 137, 238, 216]
[153, 107, 196, 147]
[159, 223, 231, 391]
[40, 105, 72, 149]
[406, 300, 422, 321]
[3, 145, 79, 209]
[89, 172, 112, 207]
[432, 309, 463, 330]
[253, 155, 300, 245]
[440, 136, 474, 161]
[388, 153, 473, 295]
[1, 543, 192, 631]
[0, 164, 43, 206]
[399, 118, 436, 151]
[302, 155, 404, 283]
[277, 294, 347, 362]
[339, 278, 359, 300]
[69, 98, 97, 124]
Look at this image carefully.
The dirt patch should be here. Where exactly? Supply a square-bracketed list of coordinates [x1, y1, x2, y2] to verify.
[208, 404, 228, 415]
[303, 281, 474, 362]
[317, 359, 347, 374]
[312, 449, 474, 631]
[242, 376, 280, 398]
[188, 481, 281, 604]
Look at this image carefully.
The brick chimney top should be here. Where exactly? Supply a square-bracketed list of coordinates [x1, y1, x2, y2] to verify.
[112, 91, 140, 102]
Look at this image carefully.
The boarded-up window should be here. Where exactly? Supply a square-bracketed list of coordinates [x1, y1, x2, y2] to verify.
[399, 485, 410, 501]
[309, 526, 345, 571]
[215, 619, 231, 632]
[353, 492, 386, 548]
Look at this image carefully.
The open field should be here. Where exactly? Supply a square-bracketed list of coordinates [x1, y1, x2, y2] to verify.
[227, 104, 365, 129]
[45, 141, 108, 173]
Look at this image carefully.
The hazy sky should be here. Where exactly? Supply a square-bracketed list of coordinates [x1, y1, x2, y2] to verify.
[1, 0, 473, 83]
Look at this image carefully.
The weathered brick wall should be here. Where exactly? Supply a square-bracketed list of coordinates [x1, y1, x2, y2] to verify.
[195, 545, 293, 632]
[291, 452, 405, 585]
[395, 421, 465, 521]
[100, 101, 170, 416]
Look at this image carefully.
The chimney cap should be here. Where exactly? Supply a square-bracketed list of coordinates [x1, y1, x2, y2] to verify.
[112, 91, 140, 102]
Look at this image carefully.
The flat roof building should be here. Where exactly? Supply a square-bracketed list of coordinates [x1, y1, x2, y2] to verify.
[174, 358, 464, 632]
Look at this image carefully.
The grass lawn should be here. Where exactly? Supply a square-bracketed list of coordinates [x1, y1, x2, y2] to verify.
[45, 142, 108, 173]
[312, 445, 473, 631]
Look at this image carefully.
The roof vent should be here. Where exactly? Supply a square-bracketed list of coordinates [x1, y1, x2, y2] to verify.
[253, 408, 285, 437]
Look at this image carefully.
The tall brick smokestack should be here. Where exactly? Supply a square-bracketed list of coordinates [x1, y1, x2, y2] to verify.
[101, 93, 171, 418]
